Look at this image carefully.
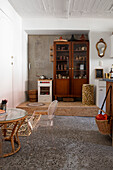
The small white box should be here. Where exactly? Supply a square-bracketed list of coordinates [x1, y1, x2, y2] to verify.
[80, 64, 84, 70]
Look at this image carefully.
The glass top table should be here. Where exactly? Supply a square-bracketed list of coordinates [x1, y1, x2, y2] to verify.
[0, 108, 27, 157]
[0, 108, 27, 123]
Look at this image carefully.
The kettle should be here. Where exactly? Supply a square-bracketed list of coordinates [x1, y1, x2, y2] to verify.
[39, 75, 46, 79]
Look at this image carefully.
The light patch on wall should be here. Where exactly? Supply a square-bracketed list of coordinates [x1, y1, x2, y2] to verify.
[110, 34, 113, 57]
[0, 8, 11, 20]
[99, 60, 103, 67]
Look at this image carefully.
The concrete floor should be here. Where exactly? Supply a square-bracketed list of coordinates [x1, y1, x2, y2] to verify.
[0, 116, 112, 170]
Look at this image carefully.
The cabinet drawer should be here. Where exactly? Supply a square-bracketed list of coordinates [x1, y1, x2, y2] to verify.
[99, 80, 106, 87]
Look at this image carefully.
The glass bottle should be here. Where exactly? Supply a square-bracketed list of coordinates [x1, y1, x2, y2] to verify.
[2, 104, 6, 111]
[110, 64, 113, 79]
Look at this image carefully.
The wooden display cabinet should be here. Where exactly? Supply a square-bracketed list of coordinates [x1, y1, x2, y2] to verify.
[53, 41, 89, 100]
[71, 41, 89, 97]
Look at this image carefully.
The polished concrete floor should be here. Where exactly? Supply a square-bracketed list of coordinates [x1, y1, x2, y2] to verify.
[0, 116, 112, 170]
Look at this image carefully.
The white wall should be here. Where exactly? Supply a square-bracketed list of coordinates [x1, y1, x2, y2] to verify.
[0, 0, 25, 107]
[23, 18, 113, 32]
[90, 31, 112, 85]
[22, 30, 28, 100]
[89, 31, 113, 104]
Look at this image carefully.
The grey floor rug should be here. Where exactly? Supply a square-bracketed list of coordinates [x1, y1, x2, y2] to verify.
[27, 102, 45, 107]
[0, 116, 113, 170]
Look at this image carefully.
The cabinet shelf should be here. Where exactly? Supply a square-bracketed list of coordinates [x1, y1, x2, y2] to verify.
[74, 70, 86, 71]
[74, 50, 87, 52]
[56, 78, 69, 80]
[74, 60, 86, 62]
[40, 90, 49, 92]
[56, 70, 69, 72]
[56, 60, 68, 62]
[74, 78, 87, 80]
[56, 50, 69, 52]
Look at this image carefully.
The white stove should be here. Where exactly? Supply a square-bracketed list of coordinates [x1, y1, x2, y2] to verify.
[38, 79, 52, 102]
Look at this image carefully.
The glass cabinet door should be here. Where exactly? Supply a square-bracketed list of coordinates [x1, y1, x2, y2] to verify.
[72, 43, 88, 79]
[55, 44, 70, 79]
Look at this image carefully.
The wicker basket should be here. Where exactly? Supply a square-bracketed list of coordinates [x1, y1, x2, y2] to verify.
[95, 118, 112, 135]
[95, 108, 112, 135]
[82, 84, 94, 105]
[28, 89, 38, 102]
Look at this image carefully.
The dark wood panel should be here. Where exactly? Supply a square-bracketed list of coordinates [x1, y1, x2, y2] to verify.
[71, 79, 88, 97]
[106, 81, 113, 146]
[55, 79, 70, 95]
[106, 82, 110, 114]
[106, 82, 113, 117]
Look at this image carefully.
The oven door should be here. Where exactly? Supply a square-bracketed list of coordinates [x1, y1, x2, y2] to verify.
[40, 86, 50, 96]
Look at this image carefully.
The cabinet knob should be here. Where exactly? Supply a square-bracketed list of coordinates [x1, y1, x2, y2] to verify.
[99, 89, 103, 91]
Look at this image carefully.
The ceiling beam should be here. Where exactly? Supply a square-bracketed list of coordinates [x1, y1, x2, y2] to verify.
[52, 0, 55, 15]
[41, 0, 47, 12]
[66, 0, 71, 18]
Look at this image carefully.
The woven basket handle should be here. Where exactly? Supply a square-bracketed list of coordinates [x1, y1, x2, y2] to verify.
[100, 85, 112, 115]
[98, 108, 110, 116]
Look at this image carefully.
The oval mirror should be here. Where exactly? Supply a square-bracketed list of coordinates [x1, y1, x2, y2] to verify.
[96, 38, 107, 57]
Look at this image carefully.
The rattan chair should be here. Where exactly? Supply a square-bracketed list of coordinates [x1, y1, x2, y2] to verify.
[0, 125, 5, 158]
[0, 113, 8, 157]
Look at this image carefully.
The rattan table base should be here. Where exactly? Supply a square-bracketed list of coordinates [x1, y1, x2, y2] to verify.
[2, 119, 25, 157]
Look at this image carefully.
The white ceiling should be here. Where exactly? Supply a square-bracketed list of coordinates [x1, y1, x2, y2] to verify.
[8, 0, 113, 19]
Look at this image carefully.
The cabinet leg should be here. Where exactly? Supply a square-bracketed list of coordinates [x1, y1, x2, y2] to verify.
[55, 96, 57, 100]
